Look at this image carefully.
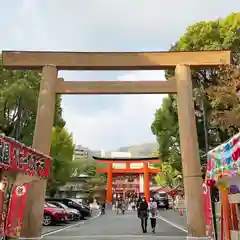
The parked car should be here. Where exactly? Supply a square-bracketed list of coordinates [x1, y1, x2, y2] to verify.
[45, 198, 91, 219]
[49, 201, 81, 221]
[153, 192, 169, 209]
[75, 199, 92, 214]
[43, 203, 67, 226]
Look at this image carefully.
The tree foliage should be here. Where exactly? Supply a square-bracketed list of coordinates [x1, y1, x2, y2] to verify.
[151, 13, 240, 172]
[72, 159, 107, 200]
[0, 59, 65, 145]
[47, 127, 75, 196]
[72, 159, 107, 178]
[207, 64, 240, 130]
[0, 58, 71, 195]
[154, 162, 182, 188]
[151, 96, 181, 171]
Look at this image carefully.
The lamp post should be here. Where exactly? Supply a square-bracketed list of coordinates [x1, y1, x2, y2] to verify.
[201, 94, 218, 239]
[13, 96, 22, 140]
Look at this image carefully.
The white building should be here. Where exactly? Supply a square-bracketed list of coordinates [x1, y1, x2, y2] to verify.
[74, 145, 91, 161]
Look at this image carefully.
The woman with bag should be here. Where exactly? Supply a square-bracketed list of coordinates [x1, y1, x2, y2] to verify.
[138, 197, 149, 233]
[149, 198, 158, 233]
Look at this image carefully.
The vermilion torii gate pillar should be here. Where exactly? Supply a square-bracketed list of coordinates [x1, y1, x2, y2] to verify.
[2, 50, 231, 238]
[94, 156, 160, 204]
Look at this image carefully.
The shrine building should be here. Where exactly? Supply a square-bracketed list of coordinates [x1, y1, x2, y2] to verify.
[93, 155, 160, 204]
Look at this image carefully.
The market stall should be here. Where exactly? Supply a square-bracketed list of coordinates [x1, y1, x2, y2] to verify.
[0, 135, 51, 239]
[206, 132, 240, 240]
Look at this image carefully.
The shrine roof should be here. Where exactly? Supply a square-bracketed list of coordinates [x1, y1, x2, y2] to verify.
[92, 156, 159, 162]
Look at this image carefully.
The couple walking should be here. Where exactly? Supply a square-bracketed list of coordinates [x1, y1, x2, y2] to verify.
[138, 197, 157, 233]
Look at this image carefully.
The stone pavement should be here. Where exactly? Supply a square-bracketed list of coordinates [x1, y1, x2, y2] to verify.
[159, 209, 187, 230]
[42, 210, 188, 240]
[42, 209, 100, 235]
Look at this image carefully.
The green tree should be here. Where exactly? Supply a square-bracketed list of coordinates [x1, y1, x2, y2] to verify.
[151, 96, 181, 171]
[166, 12, 240, 143]
[0, 59, 65, 145]
[207, 64, 240, 130]
[154, 162, 181, 188]
[72, 159, 107, 178]
[152, 13, 240, 170]
[83, 174, 107, 201]
[47, 127, 75, 197]
[71, 159, 107, 200]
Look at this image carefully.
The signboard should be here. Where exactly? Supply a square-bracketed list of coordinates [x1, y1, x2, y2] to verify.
[202, 182, 214, 237]
[176, 199, 185, 209]
[130, 163, 143, 169]
[5, 183, 30, 238]
[0, 136, 51, 178]
[228, 193, 240, 204]
[112, 163, 126, 169]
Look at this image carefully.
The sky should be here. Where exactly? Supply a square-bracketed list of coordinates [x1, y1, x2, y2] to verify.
[0, 0, 239, 150]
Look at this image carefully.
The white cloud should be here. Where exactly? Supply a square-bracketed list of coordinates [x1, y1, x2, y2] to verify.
[63, 71, 166, 150]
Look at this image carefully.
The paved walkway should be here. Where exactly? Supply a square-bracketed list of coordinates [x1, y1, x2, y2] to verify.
[42, 210, 187, 240]
[159, 209, 187, 230]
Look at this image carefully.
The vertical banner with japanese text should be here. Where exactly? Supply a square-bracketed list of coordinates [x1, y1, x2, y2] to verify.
[202, 182, 214, 237]
[5, 183, 29, 238]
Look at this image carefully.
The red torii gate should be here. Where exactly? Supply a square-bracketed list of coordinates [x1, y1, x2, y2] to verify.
[93, 156, 160, 204]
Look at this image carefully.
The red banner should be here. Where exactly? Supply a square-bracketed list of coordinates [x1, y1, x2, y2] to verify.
[5, 183, 29, 238]
[0, 136, 51, 178]
[202, 182, 214, 236]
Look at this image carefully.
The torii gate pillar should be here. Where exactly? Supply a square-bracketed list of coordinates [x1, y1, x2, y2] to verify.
[143, 163, 150, 202]
[106, 163, 113, 207]
[176, 65, 206, 236]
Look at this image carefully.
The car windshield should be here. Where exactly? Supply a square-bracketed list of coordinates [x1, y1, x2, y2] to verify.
[159, 193, 167, 198]
[54, 202, 67, 209]
[46, 203, 57, 208]
[154, 193, 167, 200]
[70, 199, 83, 205]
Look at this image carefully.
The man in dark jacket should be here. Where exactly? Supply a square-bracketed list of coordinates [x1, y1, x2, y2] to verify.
[101, 201, 106, 215]
[136, 197, 142, 218]
[138, 197, 149, 233]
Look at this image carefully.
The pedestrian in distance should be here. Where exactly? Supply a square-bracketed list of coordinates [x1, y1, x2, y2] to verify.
[101, 201, 106, 215]
[136, 197, 142, 218]
[138, 197, 149, 233]
[149, 198, 158, 233]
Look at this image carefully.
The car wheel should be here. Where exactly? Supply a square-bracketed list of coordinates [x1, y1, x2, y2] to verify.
[43, 214, 52, 226]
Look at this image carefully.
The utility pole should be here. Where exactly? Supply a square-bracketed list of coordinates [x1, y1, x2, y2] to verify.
[201, 97, 218, 240]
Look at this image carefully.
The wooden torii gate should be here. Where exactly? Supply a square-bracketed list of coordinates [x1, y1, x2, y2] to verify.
[93, 156, 160, 204]
[2, 50, 231, 238]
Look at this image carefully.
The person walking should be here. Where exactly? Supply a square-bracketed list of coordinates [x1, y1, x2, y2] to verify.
[138, 197, 149, 233]
[136, 197, 142, 218]
[101, 201, 106, 215]
[149, 198, 158, 233]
